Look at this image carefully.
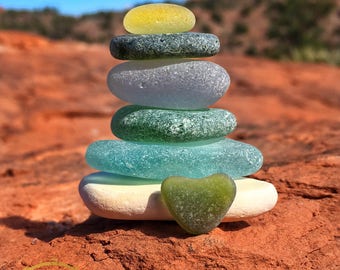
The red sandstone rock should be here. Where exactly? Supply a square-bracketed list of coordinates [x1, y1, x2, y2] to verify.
[0, 30, 51, 51]
[0, 31, 338, 269]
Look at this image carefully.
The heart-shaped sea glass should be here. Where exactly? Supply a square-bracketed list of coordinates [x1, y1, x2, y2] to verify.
[161, 174, 236, 235]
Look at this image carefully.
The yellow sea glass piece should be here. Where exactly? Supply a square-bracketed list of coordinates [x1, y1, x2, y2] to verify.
[123, 4, 196, 34]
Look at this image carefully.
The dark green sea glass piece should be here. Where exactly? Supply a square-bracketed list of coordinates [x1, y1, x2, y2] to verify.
[110, 32, 220, 60]
[111, 105, 237, 142]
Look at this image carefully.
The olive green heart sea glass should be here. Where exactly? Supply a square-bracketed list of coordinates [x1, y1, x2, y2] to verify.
[161, 174, 236, 235]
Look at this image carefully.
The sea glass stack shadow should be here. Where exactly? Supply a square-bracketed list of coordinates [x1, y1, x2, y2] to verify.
[79, 3, 278, 223]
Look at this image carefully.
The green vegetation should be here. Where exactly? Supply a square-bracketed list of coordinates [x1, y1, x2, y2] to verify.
[0, 8, 120, 43]
[211, 11, 223, 24]
[199, 23, 211, 33]
[291, 47, 340, 66]
[245, 44, 259, 56]
[0, 0, 338, 65]
[240, 6, 252, 17]
[265, 0, 336, 61]
[233, 22, 248, 35]
[185, 0, 237, 10]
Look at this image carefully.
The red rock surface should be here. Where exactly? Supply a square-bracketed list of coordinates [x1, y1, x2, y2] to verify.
[0, 31, 339, 269]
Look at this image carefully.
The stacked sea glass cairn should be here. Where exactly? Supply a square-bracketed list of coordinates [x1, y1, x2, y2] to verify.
[79, 3, 278, 234]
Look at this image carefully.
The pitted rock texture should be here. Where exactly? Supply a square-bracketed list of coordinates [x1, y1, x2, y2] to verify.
[0, 31, 338, 270]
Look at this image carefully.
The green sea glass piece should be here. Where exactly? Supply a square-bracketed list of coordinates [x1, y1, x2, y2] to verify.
[111, 105, 237, 142]
[161, 174, 236, 234]
[85, 138, 263, 179]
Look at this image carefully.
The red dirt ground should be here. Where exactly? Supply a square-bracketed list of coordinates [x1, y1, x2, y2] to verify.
[0, 31, 339, 269]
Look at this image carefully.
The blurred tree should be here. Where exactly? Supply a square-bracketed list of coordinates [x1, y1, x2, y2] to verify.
[266, 0, 335, 58]
[185, 0, 236, 10]
[50, 15, 76, 39]
[211, 11, 223, 23]
[233, 22, 248, 35]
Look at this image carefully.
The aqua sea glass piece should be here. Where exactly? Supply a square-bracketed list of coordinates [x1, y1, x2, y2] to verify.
[111, 105, 237, 142]
[110, 33, 220, 60]
[85, 138, 263, 179]
[107, 59, 230, 109]
[161, 174, 236, 234]
[80, 171, 161, 185]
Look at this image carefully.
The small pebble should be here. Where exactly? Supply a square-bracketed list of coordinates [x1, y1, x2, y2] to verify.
[123, 3, 196, 34]
[110, 33, 220, 60]
[111, 105, 237, 142]
[107, 59, 230, 109]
